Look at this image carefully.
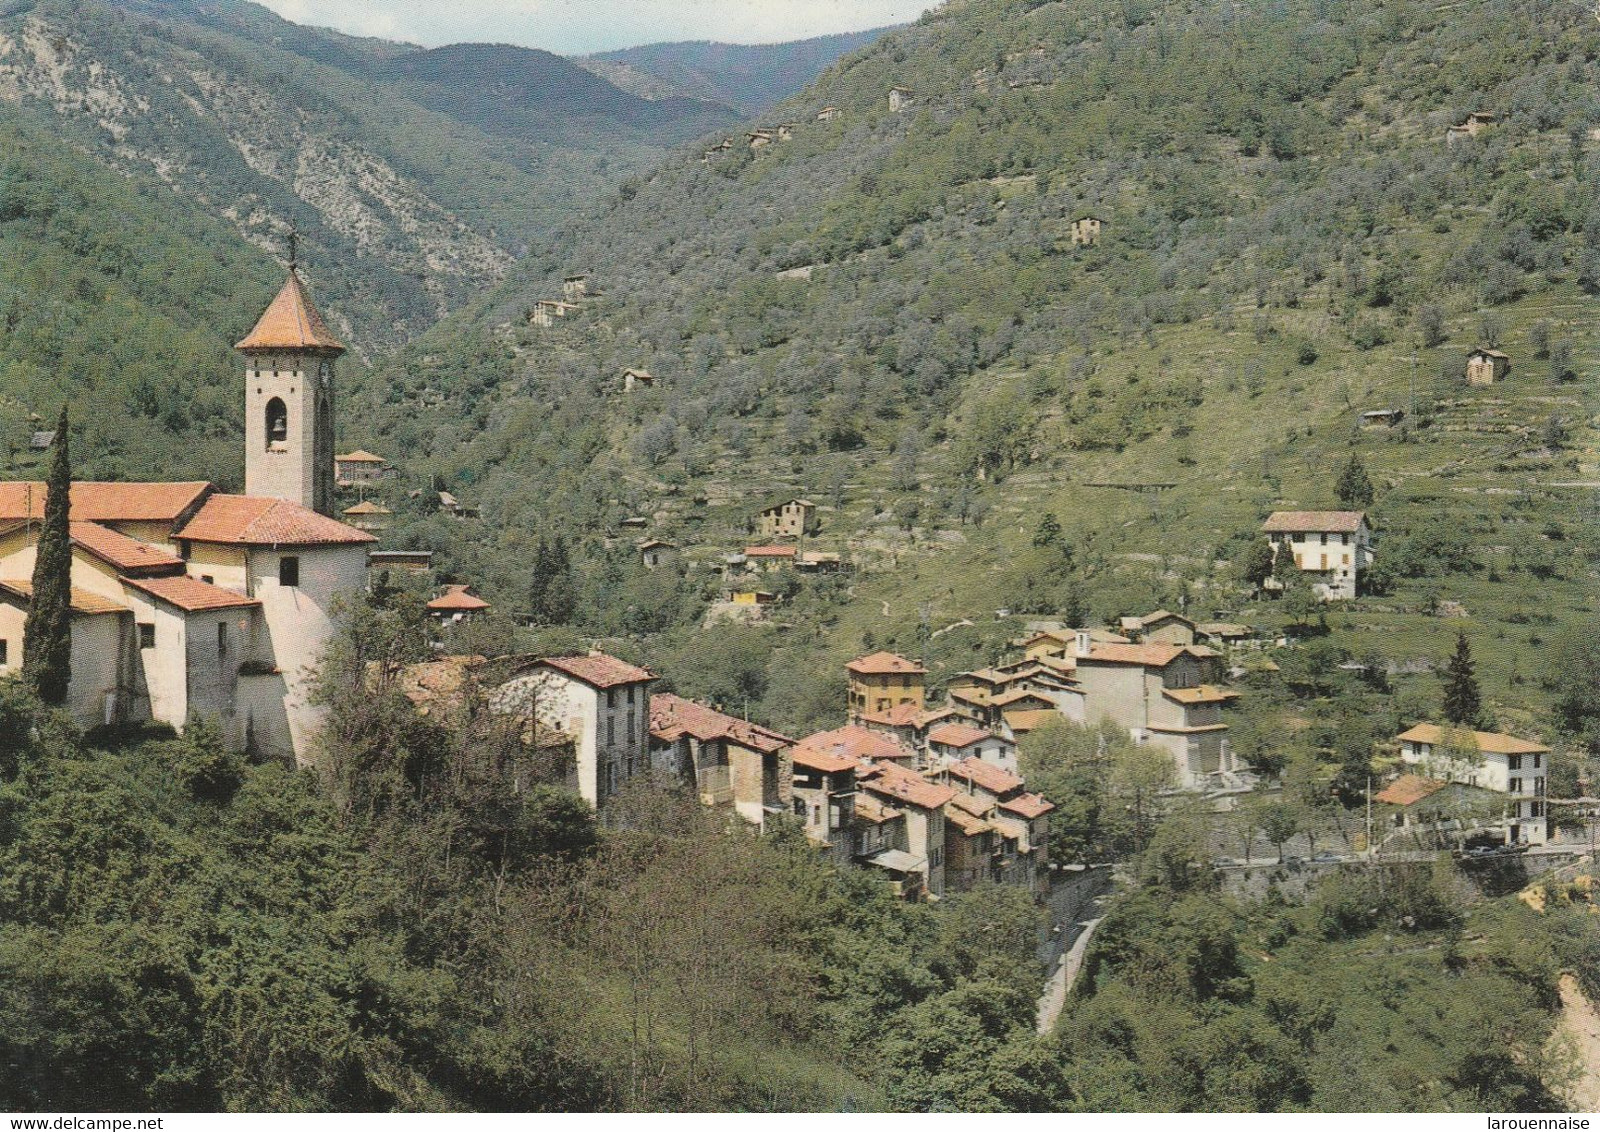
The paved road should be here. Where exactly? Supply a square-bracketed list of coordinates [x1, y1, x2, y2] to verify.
[1036, 895, 1108, 1035]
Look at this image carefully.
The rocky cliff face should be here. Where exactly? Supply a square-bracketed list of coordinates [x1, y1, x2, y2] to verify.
[0, 9, 511, 348]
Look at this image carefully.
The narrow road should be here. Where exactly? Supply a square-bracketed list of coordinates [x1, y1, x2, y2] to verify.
[1036, 900, 1107, 1035]
[1553, 973, 1600, 1113]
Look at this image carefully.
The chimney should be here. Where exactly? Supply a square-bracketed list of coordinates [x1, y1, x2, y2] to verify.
[1075, 630, 1091, 658]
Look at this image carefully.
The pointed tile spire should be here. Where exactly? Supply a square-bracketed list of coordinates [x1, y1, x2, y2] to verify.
[235, 268, 345, 353]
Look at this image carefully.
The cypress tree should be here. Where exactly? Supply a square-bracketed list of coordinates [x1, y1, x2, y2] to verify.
[24, 407, 72, 705]
[1441, 631, 1481, 726]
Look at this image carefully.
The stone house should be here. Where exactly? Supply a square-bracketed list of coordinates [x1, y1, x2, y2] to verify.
[927, 721, 1017, 773]
[622, 367, 653, 392]
[489, 653, 654, 808]
[816, 106, 842, 122]
[791, 742, 858, 866]
[1465, 347, 1510, 386]
[1395, 723, 1551, 844]
[636, 538, 676, 569]
[1260, 510, 1372, 601]
[562, 275, 589, 302]
[530, 299, 579, 328]
[857, 759, 954, 898]
[743, 544, 797, 573]
[846, 650, 927, 721]
[1069, 214, 1105, 245]
[1446, 111, 1495, 144]
[888, 86, 915, 113]
[754, 497, 815, 538]
[1374, 774, 1507, 846]
[1359, 408, 1404, 430]
[1070, 633, 1238, 787]
[747, 129, 775, 149]
[334, 449, 388, 487]
[1118, 609, 1197, 645]
[649, 693, 793, 829]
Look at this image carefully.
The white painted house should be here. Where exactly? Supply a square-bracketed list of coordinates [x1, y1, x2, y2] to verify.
[1261, 510, 1372, 600]
[1395, 723, 1551, 844]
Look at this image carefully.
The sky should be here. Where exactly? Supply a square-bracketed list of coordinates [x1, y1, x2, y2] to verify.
[258, 1, 932, 55]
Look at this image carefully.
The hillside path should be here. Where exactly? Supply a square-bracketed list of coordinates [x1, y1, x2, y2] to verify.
[1554, 974, 1600, 1113]
[1036, 907, 1105, 1035]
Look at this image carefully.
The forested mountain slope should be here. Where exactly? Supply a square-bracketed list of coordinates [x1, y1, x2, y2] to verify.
[349, 0, 1598, 745]
[580, 28, 896, 112]
[0, 0, 736, 349]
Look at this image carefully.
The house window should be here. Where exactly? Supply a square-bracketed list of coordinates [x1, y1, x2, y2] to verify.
[265, 397, 288, 448]
[138, 623, 155, 649]
[626, 712, 635, 744]
[627, 684, 636, 705]
[1509, 755, 1522, 771]
[278, 556, 300, 587]
[1531, 754, 1541, 770]
[606, 716, 615, 746]
[1531, 801, 1545, 818]
[1534, 776, 1545, 796]
[607, 688, 616, 710]
[0, 639, 7, 666]
[217, 621, 228, 658]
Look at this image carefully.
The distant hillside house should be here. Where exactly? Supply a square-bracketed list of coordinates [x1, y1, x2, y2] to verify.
[437, 491, 479, 520]
[816, 106, 842, 122]
[28, 430, 54, 451]
[622, 367, 653, 392]
[341, 499, 392, 532]
[747, 129, 775, 149]
[1359, 408, 1404, 429]
[427, 583, 489, 623]
[1374, 774, 1504, 843]
[743, 544, 797, 572]
[636, 538, 676, 569]
[368, 549, 432, 574]
[334, 449, 388, 486]
[1069, 214, 1105, 246]
[562, 274, 589, 302]
[1465, 347, 1510, 386]
[1118, 609, 1196, 645]
[888, 86, 915, 113]
[1446, 111, 1496, 144]
[847, 651, 927, 722]
[1395, 723, 1550, 844]
[1260, 510, 1372, 601]
[754, 497, 815, 538]
[530, 299, 579, 328]
[776, 122, 797, 140]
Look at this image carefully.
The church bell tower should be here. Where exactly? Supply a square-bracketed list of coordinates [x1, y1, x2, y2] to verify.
[235, 243, 343, 516]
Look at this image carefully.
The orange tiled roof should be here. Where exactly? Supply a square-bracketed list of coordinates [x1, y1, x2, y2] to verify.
[427, 584, 490, 612]
[795, 724, 914, 766]
[1082, 642, 1216, 668]
[649, 693, 791, 754]
[944, 804, 992, 836]
[928, 722, 991, 749]
[858, 701, 923, 728]
[176, 495, 374, 546]
[0, 481, 212, 523]
[744, 545, 797, 557]
[846, 650, 926, 676]
[335, 450, 385, 463]
[991, 687, 1053, 708]
[69, 522, 185, 576]
[999, 792, 1056, 820]
[1374, 774, 1449, 807]
[1002, 709, 1058, 733]
[122, 574, 260, 612]
[1163, 684, 1240, 705]
[947, 756, 1024, 796]
[1261, 510, 1365, 534]
[538, 653, 653, 689]
[860, 761, 956, 811]
[853, 795, 903, 824]
[0, 579, 127, 616]
[235, 270, 345, 352]
[342, 501, 392, 515]
[1396, 723, 1549, 756]
[792, 745, 857, 773]
[948, 791, 993, 819]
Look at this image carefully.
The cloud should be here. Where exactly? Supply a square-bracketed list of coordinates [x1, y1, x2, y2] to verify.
[257, 0, 929, 54]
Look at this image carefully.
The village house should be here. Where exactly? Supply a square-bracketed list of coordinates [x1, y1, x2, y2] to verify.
[529, 299, 579, 328]
[816, 106, 842, 122]
[935, 758, 1054, 894]
[796, 550, 844, 573]
[649, 693, 793, 829]
[1069, 214, 1105, 246]
[992, 656, 1086, 722]
[927, 721, 1017, 773]
[562, 275, 589, 302]
[1071, 633, 1238, 787]
[728, 588, 777, 607]
[747, 129, 776, 149]
[1465, 347, 1510, 386]
[743, 544, 797, 573]
[334, 449, 388, 487]
[1021, 626, 1128, 663]
[1260, 510, 1372, 601]
[489, 653, 654, 808]
[846, 650, 927, 722]
[851, 795, 918, 897]
[637, 538, 676, 569]
[943, 793, 1002, 892]
[856, 758, 954, 898]
[437, 491, 480, 520]
[1374, 773, 1508, 848]
[0, 267, 375, 762]
[427, 583, 489, 624]
[1394, 723, 1551, 844]
[790, 741, 858, 867]
[795, 723, 917, 767]
[622, 367, 653, 392]
[856, 701, 963, 756]
[341, 500, 392, 532]
[754, 497, 815, 538]
[1358, 408, 1405, 430]
[888, 86, 915, 113]
[1118, 610, 1197, 645]
[776, 123, 797, 141]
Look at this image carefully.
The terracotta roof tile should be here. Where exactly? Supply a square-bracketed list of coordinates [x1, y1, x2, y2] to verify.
[847, 650, 926, 675]
[0, 481, 213, 523]
[991, 688, 1054, 708]
[947, 756, 1024, 796]
[122, 574, 260, 612]
[861, 761, 956, 811]
[944, 804, 993, 836]
[928, 723, 991, 749]
[649, 693, 791, 754]
[1163, 684, 1240, 705]
[537, 653, 654, 689]
[176, 495, 374, 546]
[0, 579, 127, 616]
[235, 270, 345, 352]
[853, 795, 903, 824]
[335, 450, 385, 463]
[1002, 709, 1058, 733]
[1396, 723, 1549, 756]
[1082, 642, 1218, 668]
[858, 701, 924, 728]
[948, 792, 993, 819]
[999, 792, 1056, 819]
[427, 584, 490, 612]
[1374, 774, 1449, 807]
[69, 522, 185, 576]
[794, 725, 913, 766]
[1261, 510, 1366, 534]
[744, 545, 797, 557]
[792, 745, 857, 774]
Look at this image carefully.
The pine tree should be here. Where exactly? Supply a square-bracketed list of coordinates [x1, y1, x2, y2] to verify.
[23, 407, 72, 705]
[1441, 631, 1481, 726]
[1335, 453, 1374, 507]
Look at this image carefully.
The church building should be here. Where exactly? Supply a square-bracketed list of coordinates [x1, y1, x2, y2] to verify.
[0, 265, 373, 763]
